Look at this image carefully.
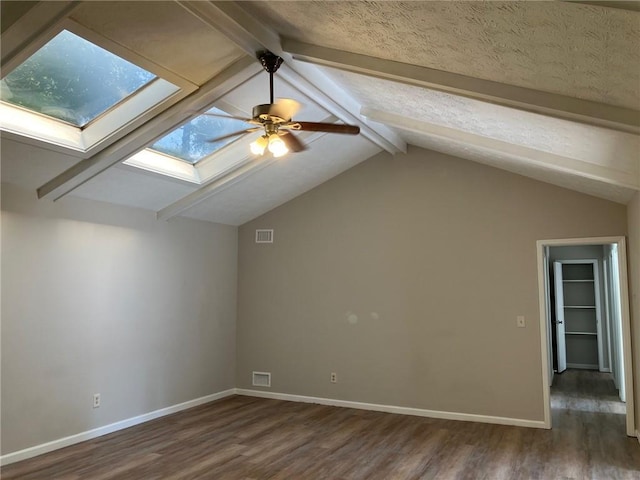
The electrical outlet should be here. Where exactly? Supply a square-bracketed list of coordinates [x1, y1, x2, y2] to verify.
[330, 372, 337, 383]
[517, 316, 526, 328]
[93, 393, 101, 408]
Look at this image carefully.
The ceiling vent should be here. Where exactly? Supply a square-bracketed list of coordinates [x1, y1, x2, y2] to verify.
[255, 229, 273, 243]
[252, 371, 271, 388]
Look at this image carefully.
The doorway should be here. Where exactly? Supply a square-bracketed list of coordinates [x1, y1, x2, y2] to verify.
[536, 236, 634, 436]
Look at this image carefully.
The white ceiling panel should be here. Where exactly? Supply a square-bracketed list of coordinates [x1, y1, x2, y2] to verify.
[70, 165, 198, 211]
[180, 134, 380, 225]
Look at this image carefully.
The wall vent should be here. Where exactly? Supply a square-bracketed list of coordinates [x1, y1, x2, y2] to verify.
[255, 229, 273, 243]
[252, 371, 271, 387]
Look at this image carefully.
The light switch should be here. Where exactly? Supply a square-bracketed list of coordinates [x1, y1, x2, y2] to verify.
[517, 315, 526, 328]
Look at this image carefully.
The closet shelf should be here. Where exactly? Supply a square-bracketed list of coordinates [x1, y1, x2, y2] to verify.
[554, 259, 602, 373]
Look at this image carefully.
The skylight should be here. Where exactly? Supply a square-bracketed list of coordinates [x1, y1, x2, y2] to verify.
[0, 24, 191, 154]
[124, 107, 259, 184]
[1, 30, 156, 127]
[149, 107, 253, 164]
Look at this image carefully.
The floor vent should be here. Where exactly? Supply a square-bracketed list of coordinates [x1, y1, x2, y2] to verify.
[255, 229, 273, 243]
[252, 371, 271, 387]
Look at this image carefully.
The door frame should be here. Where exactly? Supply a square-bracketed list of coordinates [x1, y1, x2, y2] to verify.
[536, 236, 634, 436]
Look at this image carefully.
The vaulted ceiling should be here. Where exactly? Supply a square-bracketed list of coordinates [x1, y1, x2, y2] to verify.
[2, 1, 639, 225]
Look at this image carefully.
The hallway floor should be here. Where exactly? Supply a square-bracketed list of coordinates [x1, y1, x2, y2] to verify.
[550, 369, 637, 479]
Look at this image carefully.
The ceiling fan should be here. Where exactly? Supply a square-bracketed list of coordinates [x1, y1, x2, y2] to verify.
[203, 51, 360, 157]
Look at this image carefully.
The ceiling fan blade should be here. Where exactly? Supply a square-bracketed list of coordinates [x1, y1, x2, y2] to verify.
[269, 98, 301, 121]
[279, 131, 307, 152]
[206, 127, 261, 143]
[291, 122, 360, 134]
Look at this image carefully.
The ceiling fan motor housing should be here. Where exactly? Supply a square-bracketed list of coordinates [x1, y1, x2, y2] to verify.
[253, 104, 288, 123]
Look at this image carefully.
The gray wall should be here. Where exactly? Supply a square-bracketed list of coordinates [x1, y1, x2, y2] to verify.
[237, 146, 628, 423]
[1, 183, 238, 454]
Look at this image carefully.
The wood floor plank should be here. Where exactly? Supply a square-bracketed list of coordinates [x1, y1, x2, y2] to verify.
[2, 370, 639, 479]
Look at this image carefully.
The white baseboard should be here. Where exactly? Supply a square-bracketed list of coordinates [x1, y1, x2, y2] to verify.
[566, 363, 599, 370]
[0, 388, 235, 466]
[2, 387, 548, 466]
[235, 389, 547, 429]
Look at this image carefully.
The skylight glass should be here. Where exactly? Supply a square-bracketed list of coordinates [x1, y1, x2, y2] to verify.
[149, 107, 253, 163]
[0, 30, 156, 127]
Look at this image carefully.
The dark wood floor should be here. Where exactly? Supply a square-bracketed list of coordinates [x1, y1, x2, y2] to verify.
[3, 370, 639, 479]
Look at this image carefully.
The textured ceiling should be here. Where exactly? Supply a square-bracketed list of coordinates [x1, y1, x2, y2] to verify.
[401, 131, 637, 204]
[327, 68, 640, 172]
[1, 1, 638, 227]
[244, 1, 640, 108]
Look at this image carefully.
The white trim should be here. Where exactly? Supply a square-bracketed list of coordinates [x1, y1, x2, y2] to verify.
[536, 236, 635, 437]
[637, 430, 640, 446]
[1, 386, 552, 467]
[123, 149, 201, 184]
[0, 389, 235, 466]
[536, 243, 553, 428]
[616, 237, 635, 435]
[235, 389, 547, 430]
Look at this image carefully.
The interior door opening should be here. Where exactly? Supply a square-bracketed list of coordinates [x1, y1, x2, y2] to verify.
[536, 237, 634, 436]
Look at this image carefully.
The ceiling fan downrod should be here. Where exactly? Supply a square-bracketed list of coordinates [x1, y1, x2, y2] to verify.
[258, 51, 284, 104]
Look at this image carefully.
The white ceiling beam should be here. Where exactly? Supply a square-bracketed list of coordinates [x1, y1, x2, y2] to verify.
[37, 56, 262, 200]
[1, 1, 80, 76]
[285, 39, 640, 136]
[362, 107, 640, 191]
[177, 1, 406, 154]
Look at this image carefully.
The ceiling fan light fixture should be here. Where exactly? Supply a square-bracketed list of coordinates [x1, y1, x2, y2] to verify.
[250, 135, 269, 155]
[202, 52, 360, 155]
[267, 133, 288, 157]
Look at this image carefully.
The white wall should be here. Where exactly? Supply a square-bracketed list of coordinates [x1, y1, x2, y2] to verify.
[1, 183, 238, 455]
